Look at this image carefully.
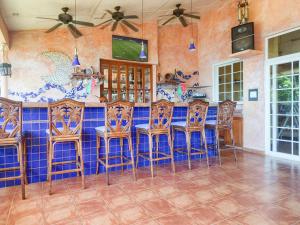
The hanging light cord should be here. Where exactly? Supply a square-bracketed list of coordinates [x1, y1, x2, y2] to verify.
[191, 0, 194, 39]
[141, 0, 144, 39]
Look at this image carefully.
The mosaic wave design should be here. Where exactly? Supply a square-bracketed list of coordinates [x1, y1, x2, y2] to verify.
[9, 81, 88, 102]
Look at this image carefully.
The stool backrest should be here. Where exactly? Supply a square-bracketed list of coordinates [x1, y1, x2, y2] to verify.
[105, 101, 134, 133]
[0, 97, 22, 139]
[150, 99, 174, 131]
[217, 100, 237, 128]
[48, 99, 85, 137]
[187, 100, 209, 128]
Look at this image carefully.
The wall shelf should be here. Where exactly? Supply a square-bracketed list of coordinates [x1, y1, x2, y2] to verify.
[229, 49, 262, 59]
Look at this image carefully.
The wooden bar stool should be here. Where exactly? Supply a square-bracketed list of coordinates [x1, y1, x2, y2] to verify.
[135, 99, 175, 178]
[0, 97, 25, 199]
[206, 100, 237, 165]
[172, 100, 209, 169]
[47, 99, 85, 194]
[95, 101, 135, 185]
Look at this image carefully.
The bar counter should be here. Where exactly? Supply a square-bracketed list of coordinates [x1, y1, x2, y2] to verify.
[0, 102, 241, 188]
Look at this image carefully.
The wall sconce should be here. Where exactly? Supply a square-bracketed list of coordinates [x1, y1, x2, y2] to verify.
[238, 0, 249, 24]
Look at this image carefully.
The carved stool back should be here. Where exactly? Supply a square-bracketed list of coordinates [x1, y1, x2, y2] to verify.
[0, 97, 25, 199]
[172, 100, 210, 169]
[135, 99, 175, 178]
[95, 101, 136, 185]
[206, 100, 237, 166]
[47, 99, 85, 194]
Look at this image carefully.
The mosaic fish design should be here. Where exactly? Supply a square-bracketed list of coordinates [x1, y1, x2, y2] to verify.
[41, 51, 72, 85]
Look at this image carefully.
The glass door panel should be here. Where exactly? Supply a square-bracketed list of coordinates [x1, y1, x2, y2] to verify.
[120, 65, 127, 100]
[102, 64, 109, 99]
[111, 65, 118, 101]
[270, 59, 300, 157]
[136, 67, 143, 102]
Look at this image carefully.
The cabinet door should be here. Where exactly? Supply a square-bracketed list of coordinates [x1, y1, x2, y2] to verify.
[119, 65, 127, 101]
[144, 67, 151, 103]
[136, 67, 143, 103]
[111, 65, 118, 101]
[101, 63, 109, 99]
[128, 66, 135, 102]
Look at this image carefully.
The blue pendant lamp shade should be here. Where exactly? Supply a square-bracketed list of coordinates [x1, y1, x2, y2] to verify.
[189, 39, 196, 51]
[139, 42, 147, 59]
[72, 48, 80, 67]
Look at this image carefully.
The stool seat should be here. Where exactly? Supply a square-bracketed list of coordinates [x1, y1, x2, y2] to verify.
[95, 126, 106, 133]
[171, 121, 186, 127]
[135, 123, 149, 130]
[205, 120, 216, 125]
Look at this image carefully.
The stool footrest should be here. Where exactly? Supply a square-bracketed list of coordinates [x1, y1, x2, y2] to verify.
[50, 168, 81, 175]
[52, 160, 77, 165]
[0, 166, 20, 172]
[0, 175, 22, 181]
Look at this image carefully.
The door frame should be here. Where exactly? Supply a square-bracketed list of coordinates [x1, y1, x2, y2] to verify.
[265, 26, 300, 161]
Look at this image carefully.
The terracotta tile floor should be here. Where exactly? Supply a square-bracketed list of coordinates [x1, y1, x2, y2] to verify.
[1, 151, 300, 225]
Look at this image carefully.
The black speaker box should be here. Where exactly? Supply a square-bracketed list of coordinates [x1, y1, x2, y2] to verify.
[231, 22, 254, 53]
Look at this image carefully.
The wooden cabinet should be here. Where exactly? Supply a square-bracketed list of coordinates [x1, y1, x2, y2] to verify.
[224, 116, 243, 147]
[100, 59, 153, 103]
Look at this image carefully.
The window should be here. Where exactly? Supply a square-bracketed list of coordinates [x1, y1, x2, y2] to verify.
[215, 60, 243, 102]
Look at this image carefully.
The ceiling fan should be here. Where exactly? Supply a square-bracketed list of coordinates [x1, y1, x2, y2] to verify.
[160, 4, 200, 27]
[96, 6, 139, 32]
[36, 7, 94, 38]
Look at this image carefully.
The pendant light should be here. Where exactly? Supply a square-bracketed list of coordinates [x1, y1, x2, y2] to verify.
[188, 0, 196, 51]
[72, 0, 80, 67]
[139, 0, 146, 59]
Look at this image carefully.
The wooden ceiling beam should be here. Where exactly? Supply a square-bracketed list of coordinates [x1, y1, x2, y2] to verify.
[0, 13, 9, 48]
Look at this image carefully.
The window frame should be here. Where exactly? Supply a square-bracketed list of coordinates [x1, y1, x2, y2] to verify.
[213, 59, 244, 104]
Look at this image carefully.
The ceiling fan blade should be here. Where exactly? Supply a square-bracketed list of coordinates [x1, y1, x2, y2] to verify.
[123, 15, 139, 19]
[96, 19, 113, 27]
[68, 24, 82, 38]
[162, 16, 176, 26]
[158, 14, 173, 18]
[179, 16, 188, 27]
[111, 21, 118, 31]
[72, 20, 94, 27]
[106, 10, 113, 15]
[45, 23, 63, 33]
[120, 23, 129, 34]
[36, 16, 59, 21]
[122, 20, 139, 32]
[183, 14, 200, 19]
[101, 21, 113, 29]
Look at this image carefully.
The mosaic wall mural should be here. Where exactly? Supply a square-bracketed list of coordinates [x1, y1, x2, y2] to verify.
[157, 71, 202, 102]
[8, 51, 91, 102]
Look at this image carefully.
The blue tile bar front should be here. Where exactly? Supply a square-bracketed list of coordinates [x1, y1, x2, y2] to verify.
[0, 105, 217, 188]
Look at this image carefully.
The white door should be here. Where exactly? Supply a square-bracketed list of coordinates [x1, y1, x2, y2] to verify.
[267, 54, 300, 160]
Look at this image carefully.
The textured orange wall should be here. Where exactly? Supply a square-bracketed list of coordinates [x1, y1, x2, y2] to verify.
[158, 23, 199, 76]
[197, 0, 300, 151]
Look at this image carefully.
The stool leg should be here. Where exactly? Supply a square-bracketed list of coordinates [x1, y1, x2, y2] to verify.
[128, 136, 136, 181]
[216, 128, 221, 166]
[155, 135, 159, 168]
[18, 143, 25, 200]
[23, 139, 28, 185]
[202, 128, 210, 168]
[168, 131, 175, 174]
[75, 140, 80, 177]
[105, 138, 110, 185]
[78, 140, 85, 189]
[186, 131, 191, 170]
[148, 134, 154, 178]
[46, 139, 50, 181]
[120, 138, 124, 174]
[96, 135, 100, 175]
[48, 142, 53, 195]
[136, 131, 140, 168]
[230, 128, 238, 165]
